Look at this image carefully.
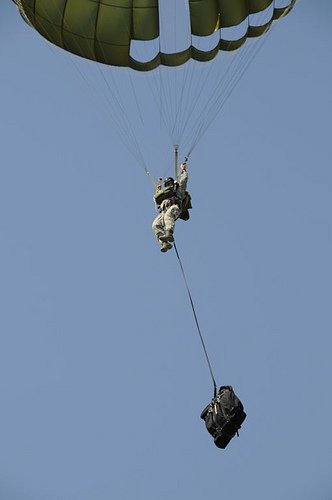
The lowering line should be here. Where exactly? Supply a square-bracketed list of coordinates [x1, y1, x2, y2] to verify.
[173, 241, 218, 396]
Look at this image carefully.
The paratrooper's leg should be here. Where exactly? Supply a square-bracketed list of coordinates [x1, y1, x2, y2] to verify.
[152, 212, 172, 252]
[161, 205, 180, 242]
[152, 212, 165, 241]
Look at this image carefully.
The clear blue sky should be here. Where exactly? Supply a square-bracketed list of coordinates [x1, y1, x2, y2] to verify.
[1, 2, 331, 499]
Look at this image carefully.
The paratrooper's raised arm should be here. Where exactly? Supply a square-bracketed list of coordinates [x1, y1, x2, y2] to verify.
[178, 162, 188, 194]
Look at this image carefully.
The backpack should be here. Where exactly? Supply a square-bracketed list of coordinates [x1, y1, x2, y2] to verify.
[178, 191, 192, 221]
[200, 386, 246, 449]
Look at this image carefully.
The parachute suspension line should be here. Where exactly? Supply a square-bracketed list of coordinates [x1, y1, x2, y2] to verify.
[182, 9, 271, 154]
[22, 2, 140, 166]
[158, 12, 178, 142]
[155, 2, 193, 147]
[86, 67, 148, 174]
[177, 25, 242, 151]
[173, 59, 196, 142]
[156, 3, 176, 140]
[95, 65, 147, 168]
[177, 47, 242, 151]
[134, 20, 180, 152]
[136, 35, 180, 178]
[149, 19, 173, 142]
[131, 40, 174, 152]
[172, 6, 219, 147]
[187, 11, 275, 154]
[173, 241, 218, 394]
[177, 18, 224, 151]
[150, 19, 217, 152]
[66, 55, 156, 185]
[143, 66, 174, 146]
[42, 0, 151, 174]
[139, 165, 156, 188]
[187, 47, 253, 153]
[173, 0, 179, 142]
[179, 55, 220, 151]
[128, 69, 145, 127]
[90, 12, 148, 170]
[73, 56, 149, 175]
[71, 2, 151, 172]
[187, 38, 256, 152]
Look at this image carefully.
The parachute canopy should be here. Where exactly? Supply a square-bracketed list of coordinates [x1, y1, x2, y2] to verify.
[14, 0, 298, 172]
[15, 0, 296, 71]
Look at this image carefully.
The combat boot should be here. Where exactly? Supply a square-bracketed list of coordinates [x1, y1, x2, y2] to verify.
[160, 241, 173, 253]
[159, 230, 174, 242]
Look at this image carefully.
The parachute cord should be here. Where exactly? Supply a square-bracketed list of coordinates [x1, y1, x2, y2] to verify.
[173, 241, 218, 395]
[144, 168, 157, 188]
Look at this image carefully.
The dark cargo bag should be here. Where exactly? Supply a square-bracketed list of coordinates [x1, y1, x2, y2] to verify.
[178, 191, 192, 221]
[200, 386, 246, 449]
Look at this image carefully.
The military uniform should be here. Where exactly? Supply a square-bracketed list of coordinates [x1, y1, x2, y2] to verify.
[152, 169, 188, 251]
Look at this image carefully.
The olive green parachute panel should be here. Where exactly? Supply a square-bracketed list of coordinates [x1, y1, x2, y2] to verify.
[94, 2, 132, 66]
[132, 0, 159, 41]
[33, 18, 63, 52]
[34, 0, 65, 28]
[63, 0, 98, 40]
[248, 0, 274, 15]
[32, 0, 67, 50]
[60, 0, 99, 62]
[217, 0, 249, 29]
[95, 1, 131, 45]
[189, 0, 219, 37]
[95, 41, 131, 67]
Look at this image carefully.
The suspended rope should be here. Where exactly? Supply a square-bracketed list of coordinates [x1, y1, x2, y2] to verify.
[173, 241, 217, 395]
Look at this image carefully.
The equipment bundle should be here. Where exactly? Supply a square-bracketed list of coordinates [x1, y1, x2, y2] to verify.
[200, 386, 246, 449]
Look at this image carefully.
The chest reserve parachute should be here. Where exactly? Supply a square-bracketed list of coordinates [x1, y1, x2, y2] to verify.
[13, 0, 298, 448]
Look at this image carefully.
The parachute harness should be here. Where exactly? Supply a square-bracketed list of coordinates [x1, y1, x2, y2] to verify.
[173, 240, 217, 396]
